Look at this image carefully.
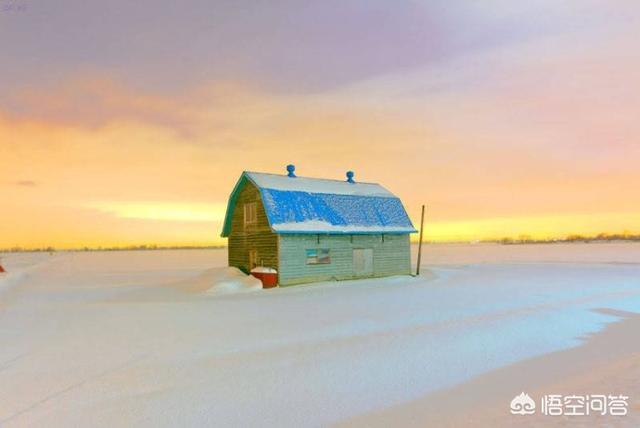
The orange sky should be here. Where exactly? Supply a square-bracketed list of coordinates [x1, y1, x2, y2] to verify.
[1, 2, 639, 249]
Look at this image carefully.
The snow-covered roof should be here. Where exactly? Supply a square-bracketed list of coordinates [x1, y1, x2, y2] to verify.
[221, 170, 417, 236]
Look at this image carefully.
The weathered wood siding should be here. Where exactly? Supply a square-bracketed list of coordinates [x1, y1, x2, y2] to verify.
[278, 234, 411, 286]
[227, 182, 278, 274]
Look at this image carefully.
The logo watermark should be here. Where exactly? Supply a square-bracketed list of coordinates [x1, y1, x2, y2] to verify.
[1, 0, 27, 13]
[511, 392, 629, 417]
[510, 392, 536, 415]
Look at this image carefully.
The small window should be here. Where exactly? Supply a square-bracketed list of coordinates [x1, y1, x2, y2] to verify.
[306, 249, 330, 265]
[244, 202, 257, 225]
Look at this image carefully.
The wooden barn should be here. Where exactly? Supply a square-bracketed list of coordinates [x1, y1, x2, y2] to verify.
[221, 165, 417, 286]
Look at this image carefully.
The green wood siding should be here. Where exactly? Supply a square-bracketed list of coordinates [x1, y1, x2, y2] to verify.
[227, 182, 278, 273]
[277, 234, 411, 286]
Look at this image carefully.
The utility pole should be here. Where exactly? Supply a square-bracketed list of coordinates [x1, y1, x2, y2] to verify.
[416, 205, 425, 275]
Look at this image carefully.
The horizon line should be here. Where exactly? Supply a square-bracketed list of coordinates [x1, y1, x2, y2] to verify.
[2, 232, 640, 253]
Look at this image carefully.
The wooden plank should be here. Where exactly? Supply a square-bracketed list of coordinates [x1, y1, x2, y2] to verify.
[227, 181, 278, 273]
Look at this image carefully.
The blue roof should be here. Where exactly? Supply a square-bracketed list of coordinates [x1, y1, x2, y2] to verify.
[221, 172, 416, 236]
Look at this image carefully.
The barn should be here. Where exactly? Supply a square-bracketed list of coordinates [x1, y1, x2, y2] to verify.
[221, 165, 417, 286]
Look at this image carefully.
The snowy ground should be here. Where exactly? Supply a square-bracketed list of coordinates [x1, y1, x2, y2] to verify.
[1, 244, 639, 427]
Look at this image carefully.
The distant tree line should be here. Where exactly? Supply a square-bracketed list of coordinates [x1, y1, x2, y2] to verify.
[0, 244, 226, 253]
[483, 232, 640, 245]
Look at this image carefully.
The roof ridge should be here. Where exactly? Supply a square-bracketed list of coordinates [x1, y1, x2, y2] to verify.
[263, 188, 400, 199]
[244, 170, 381, 186]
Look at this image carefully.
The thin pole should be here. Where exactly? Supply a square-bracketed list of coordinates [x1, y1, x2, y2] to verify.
[416, 205, 425, 275]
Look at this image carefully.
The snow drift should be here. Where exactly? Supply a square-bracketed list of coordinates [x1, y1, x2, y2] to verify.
[163, 266, 264, 295]
[205, 267, 263, 295]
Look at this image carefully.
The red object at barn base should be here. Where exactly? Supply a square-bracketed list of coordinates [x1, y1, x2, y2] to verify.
[250, 267, 278, 288]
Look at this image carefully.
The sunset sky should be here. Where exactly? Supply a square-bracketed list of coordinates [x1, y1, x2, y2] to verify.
[1, 1, 639, 248]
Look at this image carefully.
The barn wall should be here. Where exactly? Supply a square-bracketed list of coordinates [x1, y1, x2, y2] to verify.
[227, 181, 278, 273]
[278, 234, 411, 286]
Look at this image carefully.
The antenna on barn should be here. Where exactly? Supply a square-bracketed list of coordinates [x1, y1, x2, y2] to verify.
[416, 205, 425, 276]
[346, 171, 355, 183]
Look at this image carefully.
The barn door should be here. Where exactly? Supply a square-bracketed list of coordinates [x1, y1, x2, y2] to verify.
[353, 248, 373, 276]
[248, 249, 258, 269]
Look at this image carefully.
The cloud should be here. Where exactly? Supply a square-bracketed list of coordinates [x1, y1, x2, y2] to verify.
[12, 180, 37, 187]
[88, 202, 227, 222]
[3, 77, 205, 137]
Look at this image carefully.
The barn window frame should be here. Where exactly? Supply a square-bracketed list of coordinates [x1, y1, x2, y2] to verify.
[306, 248, 331, 265]
[244, 202, 257, 226]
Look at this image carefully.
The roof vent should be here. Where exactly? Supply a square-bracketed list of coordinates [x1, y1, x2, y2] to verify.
[346, 171, 355, 183]
[286, 164, 296, 178]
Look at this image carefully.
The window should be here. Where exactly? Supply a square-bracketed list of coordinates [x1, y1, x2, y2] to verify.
[244, 202, 257, 225]
[306, 249, 330, 265]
